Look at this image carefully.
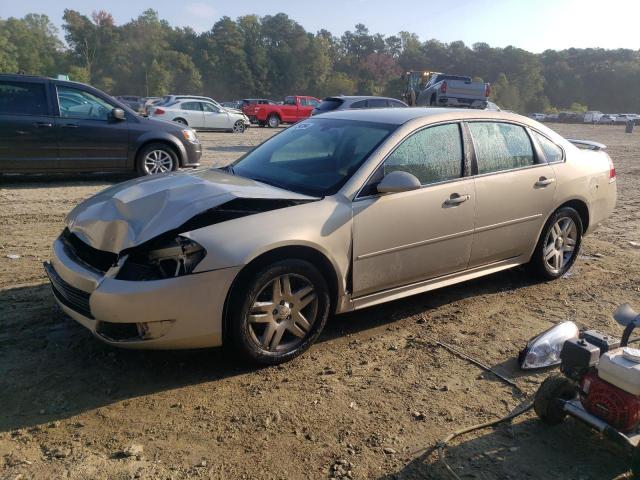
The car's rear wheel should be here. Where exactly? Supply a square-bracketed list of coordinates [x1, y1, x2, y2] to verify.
[136, 143, 178, 176]
[528, 206, 583, 280]
[232, 120, 245, 133]
[267, 114, 280, 128]
[173, 118, 188, 126]
[227, 259, 330, 365]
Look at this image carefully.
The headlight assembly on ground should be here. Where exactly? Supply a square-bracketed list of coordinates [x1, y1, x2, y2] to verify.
[519, 321, 580, 369]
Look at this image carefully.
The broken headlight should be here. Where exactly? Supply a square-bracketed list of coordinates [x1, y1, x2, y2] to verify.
[116, 236, 206, 281]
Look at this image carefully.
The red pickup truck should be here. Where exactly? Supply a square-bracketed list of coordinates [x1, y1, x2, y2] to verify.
[255, 96, 321, 128]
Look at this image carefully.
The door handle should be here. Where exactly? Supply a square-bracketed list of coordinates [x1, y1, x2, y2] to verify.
[444, 193, 470, 206]
[535, 177, 555, 187]
[32, 122, 52, 128]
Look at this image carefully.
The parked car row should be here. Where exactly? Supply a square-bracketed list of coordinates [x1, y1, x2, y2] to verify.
[529, 111, 640, 125]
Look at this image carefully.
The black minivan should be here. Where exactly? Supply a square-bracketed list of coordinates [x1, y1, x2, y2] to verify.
[0, 74, 202, 176]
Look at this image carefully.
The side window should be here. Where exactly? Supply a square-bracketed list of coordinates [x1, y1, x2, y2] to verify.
[202, 103, 220, 113]
[391, 100, 407, 108]
[300, 98, 309, 107]
[533, 131, 563, 163]
[57, 86, 113, 120]
[308, 99, 320, 107]
[468, 122, 535, 174]
[181, 102, 201, 111]
[351, 100, 367, 109]
[366, 98, 387, 108]
[383, 123, 463, 185]
[284, 97, 296, 106]
[0, 81, 48, 116]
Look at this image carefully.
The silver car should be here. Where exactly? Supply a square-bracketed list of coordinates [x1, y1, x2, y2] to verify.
[149, 99, 250, 132]
[45, 108, 617, 364]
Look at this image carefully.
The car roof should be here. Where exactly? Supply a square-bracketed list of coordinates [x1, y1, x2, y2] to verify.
[316, 107, 535, 127]
[325, 96, 402, 101]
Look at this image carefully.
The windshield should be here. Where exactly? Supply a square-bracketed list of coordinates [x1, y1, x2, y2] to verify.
[232, 118, 396, 197]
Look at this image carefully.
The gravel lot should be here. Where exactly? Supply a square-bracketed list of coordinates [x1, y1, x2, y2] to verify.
[1, 123, 639, 479]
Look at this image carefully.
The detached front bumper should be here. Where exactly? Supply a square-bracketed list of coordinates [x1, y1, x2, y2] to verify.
[45, 237, 241, 349]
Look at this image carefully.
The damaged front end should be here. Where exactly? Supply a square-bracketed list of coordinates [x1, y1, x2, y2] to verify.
[47, 169, 320, 347]
[63, 197, 313, 282]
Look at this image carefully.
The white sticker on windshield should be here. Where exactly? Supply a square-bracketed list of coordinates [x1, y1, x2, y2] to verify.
[293, 122, 313, 130]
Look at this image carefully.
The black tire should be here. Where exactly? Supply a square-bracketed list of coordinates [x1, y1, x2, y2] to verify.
[173, 118, 188, 126]
[534, 374, 577, 425]
[267, 114, 280, 128]
[227, 259, 330, 365]
[135, 143, 179, 176]
[528, 206, 583, 280]
[232, 120, 246, 133]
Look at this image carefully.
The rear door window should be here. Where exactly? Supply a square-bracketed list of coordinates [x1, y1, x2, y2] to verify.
[0, 81, 48, 116]
[383, 123, 463, 185]
[351, 100, 367, 109]
[533, 132, 564, 163]
[181, 102, 202, 111]
[468, 122, 535, 174]
[366, 98, 388, 108]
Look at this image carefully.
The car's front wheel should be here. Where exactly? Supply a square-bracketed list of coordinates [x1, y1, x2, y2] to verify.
[232, 120, 246, 133]
[227, 259, 330, 365]
[135, 143, 178, 176]
[528, 206, 583, 280]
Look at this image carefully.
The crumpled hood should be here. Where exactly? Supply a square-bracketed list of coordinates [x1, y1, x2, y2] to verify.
[66, 169, 316, 254]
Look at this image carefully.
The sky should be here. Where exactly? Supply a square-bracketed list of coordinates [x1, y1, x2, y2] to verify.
[3, 0, 640, 53]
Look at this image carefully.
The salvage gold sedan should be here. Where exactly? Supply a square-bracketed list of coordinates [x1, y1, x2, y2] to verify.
[45, 108, 617, 364]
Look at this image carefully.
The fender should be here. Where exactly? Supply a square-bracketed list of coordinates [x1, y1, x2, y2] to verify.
[132, 131, 188, 167]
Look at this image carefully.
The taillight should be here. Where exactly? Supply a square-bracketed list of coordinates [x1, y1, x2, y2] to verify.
[609, 156, 616, 181]
[440, 81, 447, 94]
[154, 108, 165, 115]
[485, 83, 491, 97]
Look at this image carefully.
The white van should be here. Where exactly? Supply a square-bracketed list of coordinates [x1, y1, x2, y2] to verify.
[584, 111, 603, 123]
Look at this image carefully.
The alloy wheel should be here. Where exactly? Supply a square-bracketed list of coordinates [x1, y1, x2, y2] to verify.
[143, 149, 174, 175]
[246, 274, 318, 353]
[543, 217, 578, 274]
[233, 120, 245, 133]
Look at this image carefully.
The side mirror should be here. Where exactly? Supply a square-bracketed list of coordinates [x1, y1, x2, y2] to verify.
[112, 108, 125, 121]
[377, 170, 421, 194]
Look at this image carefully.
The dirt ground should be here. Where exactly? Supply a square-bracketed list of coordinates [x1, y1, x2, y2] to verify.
[1, 123, 639, 480]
